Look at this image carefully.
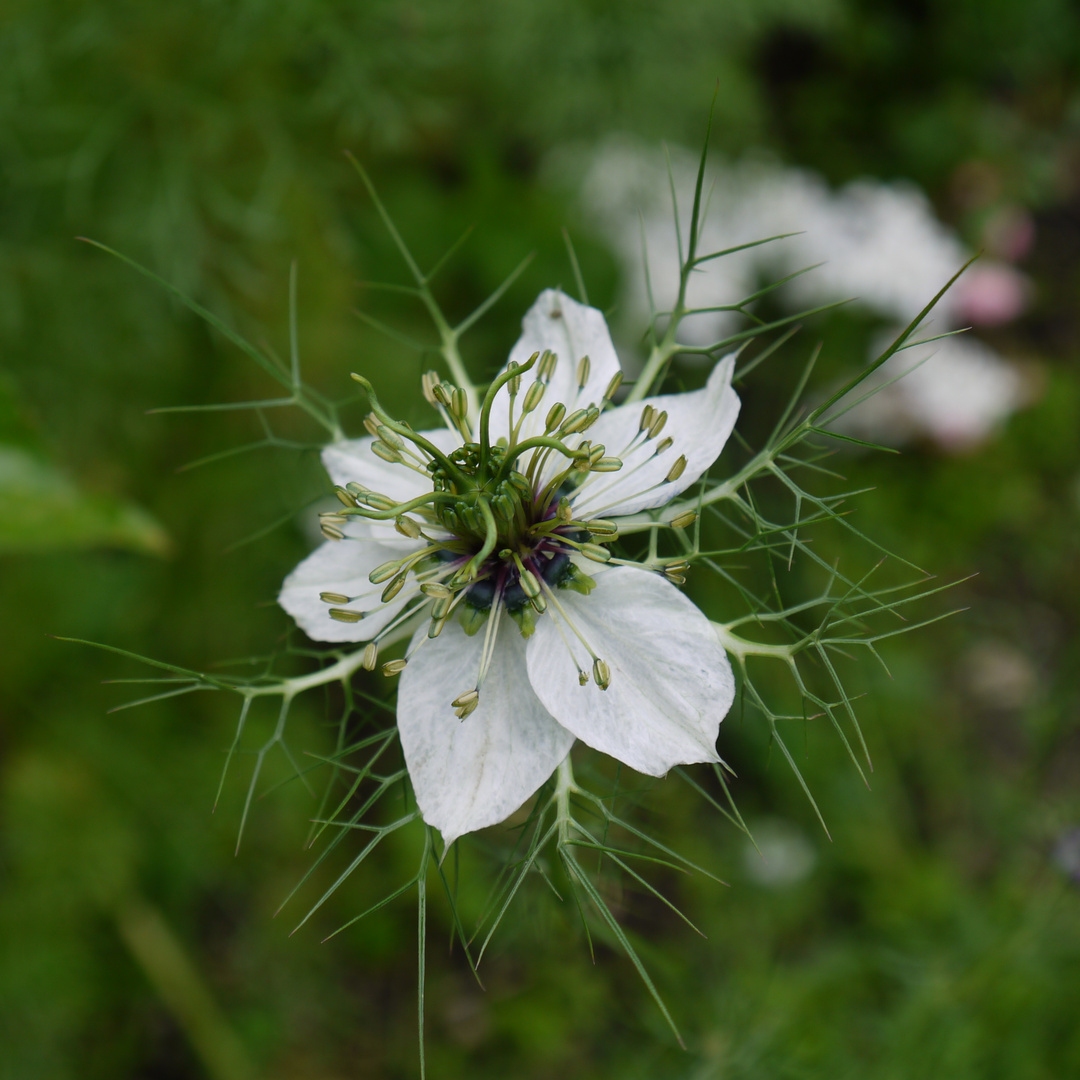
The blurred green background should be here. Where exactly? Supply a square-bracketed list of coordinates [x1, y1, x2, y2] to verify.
[2, 1, 1080, 1077]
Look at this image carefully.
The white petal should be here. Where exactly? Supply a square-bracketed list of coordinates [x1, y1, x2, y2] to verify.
[398, 620, 576, 849]
[486, 289, 623, 445]
[571, 355, 740, 518]
[278, 532, 425, 642]
[526, 567, 734, 775]
[320, 427, 460, 546]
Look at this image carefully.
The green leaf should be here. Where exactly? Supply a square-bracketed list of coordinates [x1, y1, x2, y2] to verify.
[0, 378, 169, 555]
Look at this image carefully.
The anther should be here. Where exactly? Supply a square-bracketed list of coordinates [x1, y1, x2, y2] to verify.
[420, 582, 453, 599]
[557, 497, 573, 523]
[544, 402, 566, 434]
[377, 425, 405, 450]
[432, 383, 453, 408]
[381, 575, 407, 603]
[648, 410, 668, 439]
[590, 457, 623, 472]
[362, 642, 379, 670]
[639, 404, 656, 433]
[382, 659, 408, 676]
[665, 455, 688, 483]
[506, 361, 522, 398]
[576, 354, 591, 389]
[369, 559, 403, 584]
[371, 441, 402, 464]
[593, 658, 611, 691]
[335, 486, 358, 508]
[654, 436, 674, 455]
[451, 387, 469, 422]
[395, 515, 422, 539]
[586, 519, 619, 538]
[670, 510, 697, 529]
[455, 697, 480, 721]
[319, 514, 347, 526]
[346, 482, 369, 498]
[358, 492, 396, 511]
[320, 591, 351, 604]
[451, 690, 479, 710]
[329, 608, 364, 623]
[320, 523, 345, 541]
[603, 371, 623, 403]
[538, 349, 558, 381]
[580, 543, 612, 562]
[521, 379, 546, 415]
[578, 670, 590, 686]
[559, 408, 589, 435]
[363, 413, 380, 438]
[421, 371, 440, 406]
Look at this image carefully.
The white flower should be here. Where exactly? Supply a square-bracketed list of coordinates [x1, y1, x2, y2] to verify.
[279, 290, 739, 847]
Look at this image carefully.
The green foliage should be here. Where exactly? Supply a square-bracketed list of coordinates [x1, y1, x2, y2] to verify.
[3, 2, 1080, 1078]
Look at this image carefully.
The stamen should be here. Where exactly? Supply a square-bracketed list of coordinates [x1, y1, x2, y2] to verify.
[602, 371, 623, 404]
[648, 410, 668, 439]
[639, 405, 655, 433]
[521, 379, 546, 416]
[665, 455, 688, 483]
[382, 659, 407, 676]
[576, 354, 591, 389]
[328, 608, 364, 623]
[335, 487, 358, 508]
[320, 523, 345, 541]
[320, 591, 351, 604]
[592, 658, 611, 691]
[544, 402, 566, 434]
[362, 642, 379, 670]
[538, 349, 558, 381]
[670, 509, 697, 529]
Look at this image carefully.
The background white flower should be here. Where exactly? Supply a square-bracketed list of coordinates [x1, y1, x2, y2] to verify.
[563, 138, 1034, 449]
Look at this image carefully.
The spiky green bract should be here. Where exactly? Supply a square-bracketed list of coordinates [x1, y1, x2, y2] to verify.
[82, 129, 959, 1063]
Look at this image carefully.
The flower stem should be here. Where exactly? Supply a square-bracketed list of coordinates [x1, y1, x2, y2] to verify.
[555, 754, 576, 847]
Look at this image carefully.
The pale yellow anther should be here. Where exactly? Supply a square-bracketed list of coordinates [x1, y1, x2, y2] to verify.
[578, 670, 590, 686]
[665, 455, 688, 483]
[381, 574, 407, 603]
[451, 689, 479, 710]
[603, 371, 623, 403]
[639, 404, 656, 433]
[654, 436, 674, 455]
[394, 515, 422, 539]
[521, 379, 546, 415]
[328, 607, 364, 623]
[648, 410, 668, 439]
[320, 591, 351, 604]
[590, 457, 623, 472]
[451, 386, 469, 421]
[420, 582, 452, 599]
[382, 659, 408, 676]
[371, 441, 401, 464]
[320, 523, 345, 541]
[580, 543, 611, 562]
[593, 658, 611, 691]
[362, 642, 379, 670]
[335, 486, 358, 508]
[545, 402, 566, 434]
[576, 354, 591, 389]
[539, 349, 558, 381]
[369, 559, 402, 584]
[363, 413, 380, 438]
[670, 510, 697, 529]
